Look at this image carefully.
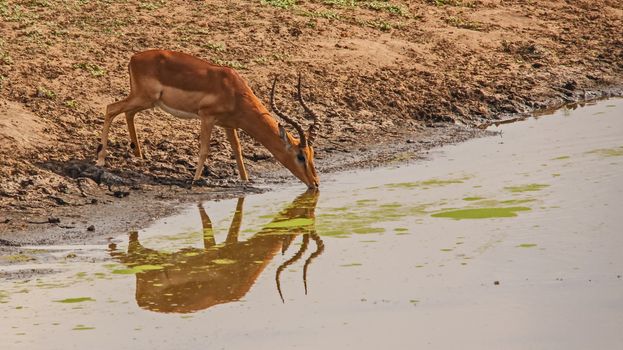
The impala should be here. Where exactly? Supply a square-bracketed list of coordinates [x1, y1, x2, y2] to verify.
[109, 191, 323, 313]
[96, 50, 321, 188]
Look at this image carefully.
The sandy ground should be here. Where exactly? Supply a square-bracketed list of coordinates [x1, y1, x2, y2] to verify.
[0, 0, 622, 240]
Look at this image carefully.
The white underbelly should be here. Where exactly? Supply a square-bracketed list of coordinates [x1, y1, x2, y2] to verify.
[155, 101, 199, 119]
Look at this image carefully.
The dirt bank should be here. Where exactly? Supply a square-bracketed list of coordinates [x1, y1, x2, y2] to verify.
[0, 0, 622, 242]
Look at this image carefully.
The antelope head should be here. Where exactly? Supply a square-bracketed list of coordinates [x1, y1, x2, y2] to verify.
[270, 74, 321, 189]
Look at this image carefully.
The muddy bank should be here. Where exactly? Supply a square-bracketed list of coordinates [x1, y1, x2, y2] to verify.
[0, 122, 488, 246]
[1, 1, 622, 241]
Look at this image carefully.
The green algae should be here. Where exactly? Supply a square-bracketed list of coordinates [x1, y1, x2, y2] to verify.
[385, 176, 470, 190]
[264, 218, 313, 228]
[72, 325, 95, 331]
[2, 254, 35, 263]
[504, 184, 549, 193]
[517, 243, 538, 248]
[587, 146, 623, 158]
[54, 297, 95, 304]
[353, 227, 385, 234]
[340, 263, 362, 267]
[552, 156, 570, 160]
[431, 207, 531, 220]
[499, 198, 536, 205]
[212, 259, 236, 265]
[112, 264, 164, 275]
[463, 196, 484, 201]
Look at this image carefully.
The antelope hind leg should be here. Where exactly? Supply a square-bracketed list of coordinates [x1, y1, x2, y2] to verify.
[192, 115, 216, 183]
[125, 111, 143, 158]
[97, 97, 150, 166]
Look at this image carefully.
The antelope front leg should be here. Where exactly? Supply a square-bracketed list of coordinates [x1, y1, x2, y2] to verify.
[225, 128, 249, 181]
[192, 115, 216, 183]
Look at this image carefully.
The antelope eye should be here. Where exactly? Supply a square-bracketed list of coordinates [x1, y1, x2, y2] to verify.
[296, 154, 306, 162]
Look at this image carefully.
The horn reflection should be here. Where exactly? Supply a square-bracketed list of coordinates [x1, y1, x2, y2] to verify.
[108, 190, 323, 313]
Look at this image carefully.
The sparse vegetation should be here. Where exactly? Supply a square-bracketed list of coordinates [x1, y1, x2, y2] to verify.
[74, 63, 107, 77]
[445, 15, 484, 31]
[36, 86, 56, 99]
[0, 39, 12, 65]
[213, 59, 247, 70]
[138, 0, 166, 11]
[428, 0, 465, 6]
[261, 0, 296, 9]
[64, 99, 78, 109]
[202, 42, 226, 52]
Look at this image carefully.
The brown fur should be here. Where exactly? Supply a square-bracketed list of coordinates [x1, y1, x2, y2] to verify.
[96, 50, 319, 188]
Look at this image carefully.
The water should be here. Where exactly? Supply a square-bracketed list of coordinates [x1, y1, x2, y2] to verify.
[1, 99, 622, 349]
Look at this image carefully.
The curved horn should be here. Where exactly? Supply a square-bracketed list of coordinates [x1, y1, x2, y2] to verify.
[303, 233, 325, 295]
[271, 77, 307, 147]
[275, 234, 310, 303]
[297, 73, 321, 145]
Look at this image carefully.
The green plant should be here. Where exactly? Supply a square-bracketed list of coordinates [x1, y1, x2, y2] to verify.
[138, 1, 166, 10]
[446, 15, 483, 30]
[74, 62, 106, 77]
[362, 1, 408, 16]
[213, 59, 247, 70]
[37, 86, 56, 99]
[203, 42, 225, 52]
[64, 99, 78, 109]
[261, 0, 296, 9]
[299, 9, 340, 19]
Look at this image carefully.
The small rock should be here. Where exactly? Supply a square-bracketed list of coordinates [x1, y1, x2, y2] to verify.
[87, 225, 95, 232]
[112, 190, 130, 198]
[48, 217, 61, 224]
[494, 280, 500, 285]
[49, 196, 67, 205]
[0, 238, 20, 246]
[406, 139, 416, 144]
[90, 198, 98, 204]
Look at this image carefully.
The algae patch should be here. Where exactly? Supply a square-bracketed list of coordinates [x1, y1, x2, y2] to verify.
[517, 243, 538, 248]
[54, 297, 95, 303]
[112, 264, 164, 275]
[587, 146, 623, 158]
[463, 196, 484, 201]
[340, 263, 362, 267]
[385, 176, 471, 189]
[265, 218, 313, 228]
[431, 207, 531, 219]
[212, 259, 236, 265]
[504, 184, 549, 193]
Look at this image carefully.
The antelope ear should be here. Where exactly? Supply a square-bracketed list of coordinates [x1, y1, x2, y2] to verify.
[279, 124, 292, 149]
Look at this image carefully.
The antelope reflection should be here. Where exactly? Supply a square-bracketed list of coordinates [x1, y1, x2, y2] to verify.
[108, 190, 323, 313]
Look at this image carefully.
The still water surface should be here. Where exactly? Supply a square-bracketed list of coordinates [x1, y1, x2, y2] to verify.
[2, 99, 622, 349]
